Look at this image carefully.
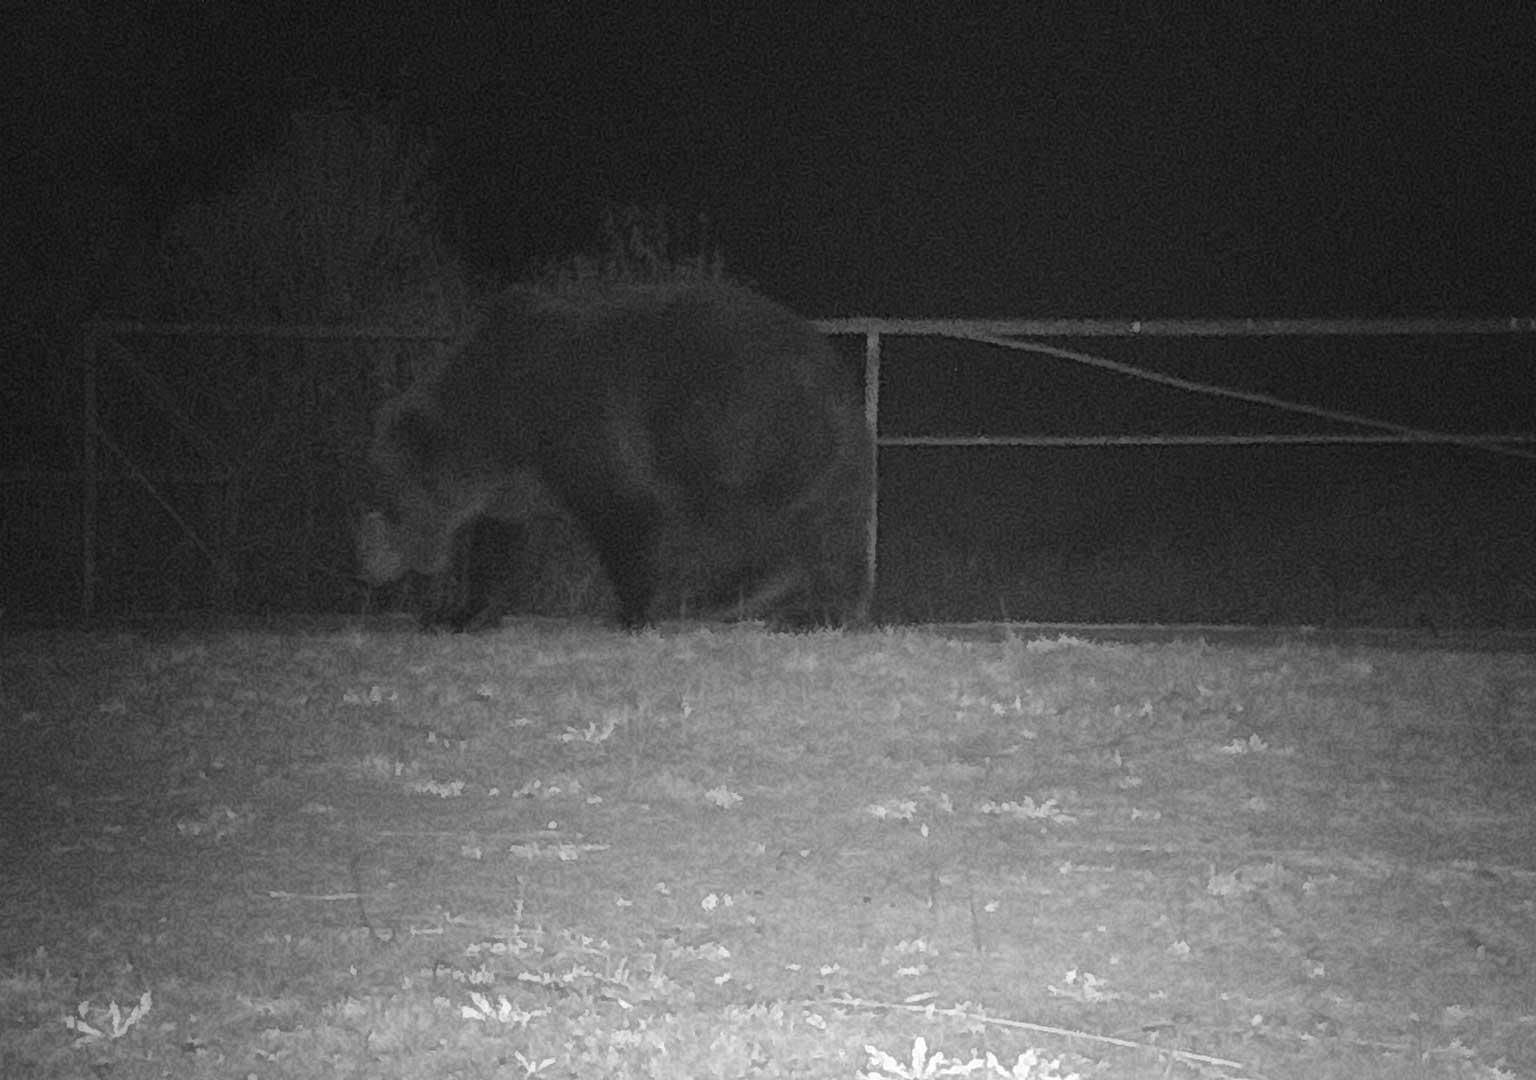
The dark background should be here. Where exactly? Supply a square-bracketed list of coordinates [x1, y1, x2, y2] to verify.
[4, 4, 1534, 628]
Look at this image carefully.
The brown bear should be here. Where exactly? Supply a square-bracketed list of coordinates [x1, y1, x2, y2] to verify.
[359, 281, 871, 630]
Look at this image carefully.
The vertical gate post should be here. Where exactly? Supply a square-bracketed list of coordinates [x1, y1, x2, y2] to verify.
[863, 328, 881, 616]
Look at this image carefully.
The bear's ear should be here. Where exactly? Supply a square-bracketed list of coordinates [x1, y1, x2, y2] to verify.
[389, 407, 445, 470]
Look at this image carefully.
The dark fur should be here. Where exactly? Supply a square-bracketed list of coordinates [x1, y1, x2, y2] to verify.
[359, 281, 871, 630]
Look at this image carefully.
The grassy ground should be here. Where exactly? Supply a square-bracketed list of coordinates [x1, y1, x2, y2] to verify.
[1, 623, 1533, 1078]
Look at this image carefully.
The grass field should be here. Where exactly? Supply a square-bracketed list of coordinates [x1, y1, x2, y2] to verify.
[1, 623, 1532, 1078]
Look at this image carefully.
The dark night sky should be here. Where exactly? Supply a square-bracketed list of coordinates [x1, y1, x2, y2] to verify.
[6, 3, 1535, 330]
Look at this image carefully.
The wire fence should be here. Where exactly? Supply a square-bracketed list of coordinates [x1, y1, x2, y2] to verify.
[2, 313, 1529, 621]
